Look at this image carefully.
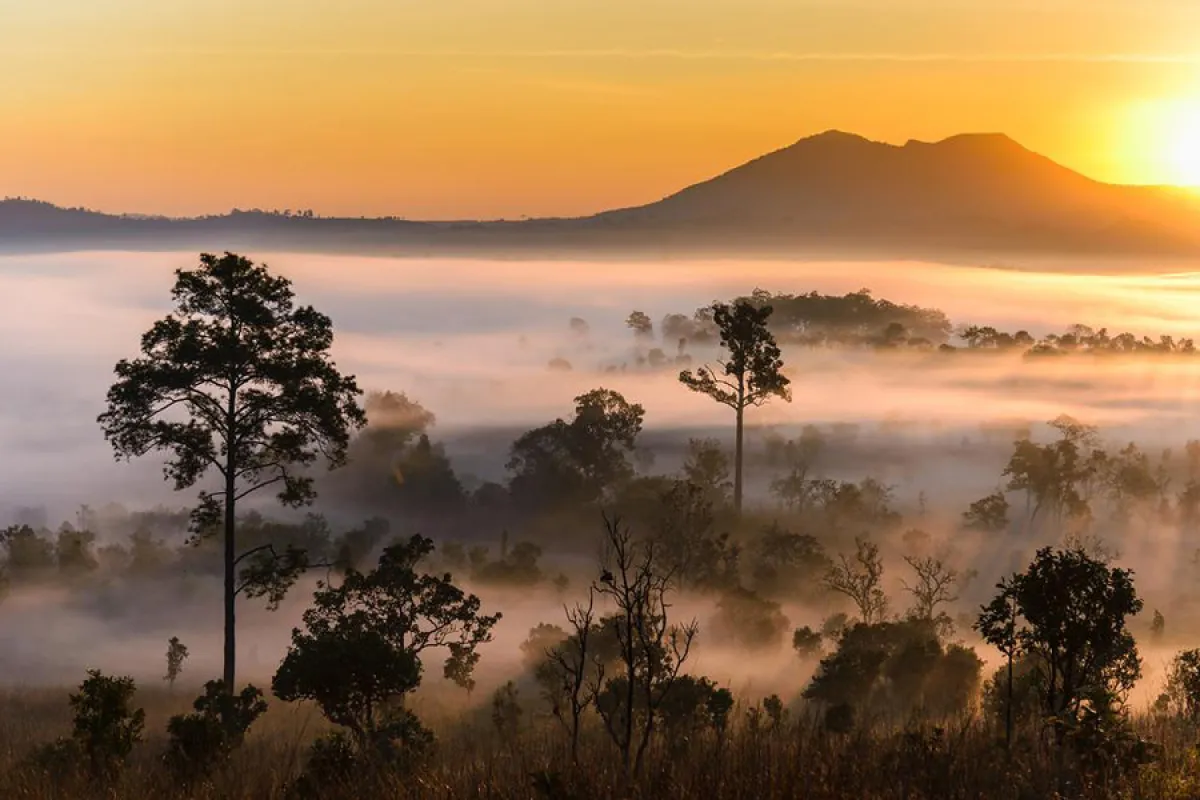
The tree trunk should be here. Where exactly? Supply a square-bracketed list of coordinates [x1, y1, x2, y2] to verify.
[1005, 647, 1013, 753]
[223, 468, 236, 695]
[734, 405, 745, 514]
[223, 384, 238, 698]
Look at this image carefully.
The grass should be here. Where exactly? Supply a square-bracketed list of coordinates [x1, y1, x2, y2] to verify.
[4, 684, 1200, 799]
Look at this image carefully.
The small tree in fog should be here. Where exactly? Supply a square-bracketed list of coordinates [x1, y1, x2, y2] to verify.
[537, 593, 598, 762]
[824, 538, 889, 624]
[626, 310, 654, 341]
[682, 438, 733, 506]
[165, 681, 268, 781]
[97, 253, 367, 697]
[976, 546, 1142, 736]
[962, 491, 1010, 532]
[592, 514, 698, 776]
[35, 670, 146, 781]
[679, 300, 791, 513]
[165, 636, 190, 691]
[792, 626, 823, 659]
[273, 535, 500, 757]
[507, 388, 644, 507]
[901, 555, 959, 635]
[1157, 649, 1200, 719]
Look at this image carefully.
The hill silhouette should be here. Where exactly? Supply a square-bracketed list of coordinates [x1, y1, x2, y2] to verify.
[5, 131, 1200, 260]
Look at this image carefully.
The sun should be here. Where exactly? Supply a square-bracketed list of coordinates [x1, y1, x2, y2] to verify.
[1120, 97, 1200, 187]
[1161, 102, 1200, 187]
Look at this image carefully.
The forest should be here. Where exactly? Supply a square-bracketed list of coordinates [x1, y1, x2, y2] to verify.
[5, 253, 1200, 799]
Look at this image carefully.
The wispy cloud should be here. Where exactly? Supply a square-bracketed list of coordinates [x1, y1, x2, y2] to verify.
[4, 47, 1200, 64]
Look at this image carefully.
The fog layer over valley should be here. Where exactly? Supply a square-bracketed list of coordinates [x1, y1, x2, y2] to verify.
[4, 249, 1200, 709]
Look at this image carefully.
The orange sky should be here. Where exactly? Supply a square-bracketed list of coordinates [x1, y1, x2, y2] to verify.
[3, 0, 1200, 219]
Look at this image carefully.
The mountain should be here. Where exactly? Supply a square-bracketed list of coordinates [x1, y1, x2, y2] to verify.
[591, 131, 1200, 254]
[4, 132, 1200, 259]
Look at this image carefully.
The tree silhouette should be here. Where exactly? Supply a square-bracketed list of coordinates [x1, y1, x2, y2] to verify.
[97, 252, 366, 696]
[824, 538, 889, 624]
[679, 301, 791, 513]
[507, 388, 644, 508]
[976, 546, 1142, 738]
[272, 535, 499, 755]
[164, 637, 189, 691]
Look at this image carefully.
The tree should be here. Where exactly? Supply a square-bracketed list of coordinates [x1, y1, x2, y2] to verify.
[901, 555, 959, 634]
[824, 538, 889, 624]
[273, 535, 500, 755]
[507, 388, 644, 508]
[97, 253, 367, 696]
[591, 514, 698, 775]
[164, 681, 267, 781]
[1157, 649, 1200, 719]
[681, 438, 733, 506]
[626, 311, 654, 341]
[165, 637, 190, 691]
[962, 491, 1010, 532]
[976, 547, 1143, 736]
[535, 597, 596, 762]
[67, 671, 145, 780]
[679, 300, 791, 513]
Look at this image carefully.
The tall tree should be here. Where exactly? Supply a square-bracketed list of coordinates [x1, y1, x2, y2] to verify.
[679, 300, 791, 513]
[98, 252, 366, 695]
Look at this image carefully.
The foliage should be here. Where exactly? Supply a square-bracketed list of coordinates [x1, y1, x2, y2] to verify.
[976, 546, 1143, 730]
[681, 438, 733, 505]
[273, 535, 500, 751]
[508, 389, 645, 508]
[793, 626, 824, 659]
[707, 586, 791, 651]
[1001, 416, 1103, 531]
[642, 479, 739, 590]
[25, 670, 147, 781]
[679, 300, 791, 511]
[164, 636, 189, 689]
[803, 619, 982, 725]
[164, 681, 267, 780]
[491, 681, 522, 738]
[736, 289, 953, 346]
[1157, 649, 1200, 719]
[97, 252, 367, 691]
[962, 492, 1010, 532]
[749, 522, 832, 601]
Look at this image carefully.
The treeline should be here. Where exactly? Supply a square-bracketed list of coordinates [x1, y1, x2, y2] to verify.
[549, 289, 1199, 374]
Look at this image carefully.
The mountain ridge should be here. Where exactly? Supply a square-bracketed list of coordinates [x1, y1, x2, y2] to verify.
[4, 131, 1200, 260]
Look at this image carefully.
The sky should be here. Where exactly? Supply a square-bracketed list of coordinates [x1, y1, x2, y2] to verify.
[3, 0, 1200, 219]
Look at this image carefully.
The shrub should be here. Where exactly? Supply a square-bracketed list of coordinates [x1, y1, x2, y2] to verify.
[164, 681, 268, 781]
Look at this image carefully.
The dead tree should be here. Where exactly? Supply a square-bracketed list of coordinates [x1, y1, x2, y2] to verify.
[824, 537, 889, 624]
[591, 513, 698, 776]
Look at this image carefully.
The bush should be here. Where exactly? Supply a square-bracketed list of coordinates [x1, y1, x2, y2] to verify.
[708, 586, 790, 651]
[70, 670, 144, 779]
[24, 670, 145, 782]
[792, 626, 823, 659]
[164, 681, 268, 781]
[803, 620, 981, 724]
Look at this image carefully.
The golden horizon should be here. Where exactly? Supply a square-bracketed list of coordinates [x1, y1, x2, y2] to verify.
[4, 1, 1200, 218]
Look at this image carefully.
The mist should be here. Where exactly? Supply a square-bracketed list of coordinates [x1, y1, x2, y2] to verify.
[4, 248, 1200, 708]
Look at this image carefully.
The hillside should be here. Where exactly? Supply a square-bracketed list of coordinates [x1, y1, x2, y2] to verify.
[4, 132, 1200, 259]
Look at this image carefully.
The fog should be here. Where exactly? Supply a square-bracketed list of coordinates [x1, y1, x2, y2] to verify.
[4, 249, 1200, 706]
[6, 250, 1200, 515]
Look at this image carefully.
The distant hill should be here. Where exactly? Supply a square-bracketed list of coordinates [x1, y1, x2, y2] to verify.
[5, 132, 1200, 260]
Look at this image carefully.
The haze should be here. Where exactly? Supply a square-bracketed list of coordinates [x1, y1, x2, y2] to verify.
[6, 250, 1200, 522]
